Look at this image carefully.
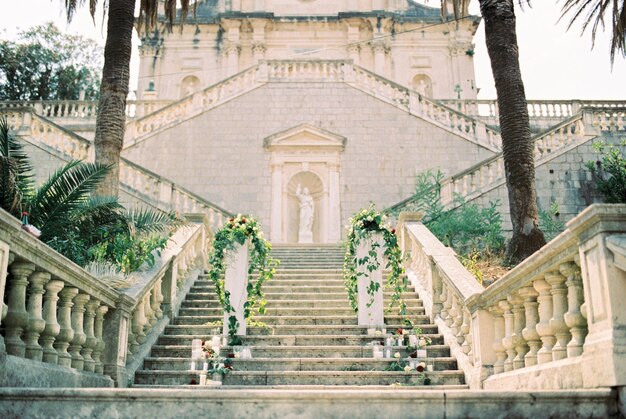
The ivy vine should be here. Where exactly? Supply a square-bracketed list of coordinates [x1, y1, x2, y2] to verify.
[207, 214, 278, 344]
[343, 205, 407, 316]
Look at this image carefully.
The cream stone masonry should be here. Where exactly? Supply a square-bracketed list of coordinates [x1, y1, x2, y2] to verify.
[398, 204, 626, 390]
[223, 240, 250, 336]
[356, 233, 385, 326]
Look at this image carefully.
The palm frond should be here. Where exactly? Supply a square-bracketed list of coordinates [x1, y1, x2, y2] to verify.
[28, 160, 111, 235]
[122, 207, 183, 237]
[0, 116, 34, 216]
[58, 195, 124, 242]
[560, 0, 626, 64]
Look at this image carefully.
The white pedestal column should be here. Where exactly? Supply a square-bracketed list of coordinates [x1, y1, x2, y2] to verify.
[223, 240, 250, 337]
[357, 233, 385, 327]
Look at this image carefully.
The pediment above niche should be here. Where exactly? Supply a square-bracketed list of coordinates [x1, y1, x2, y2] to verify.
[263, 124, 346, 152]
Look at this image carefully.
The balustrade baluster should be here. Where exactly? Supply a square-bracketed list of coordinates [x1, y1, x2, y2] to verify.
[519, 286, 541, 367]
[461, 308, 471, 356]
[24, 271, 49, 361]
[561, 262, 587, 357]
[546, 271, 570, 361]
[449, 297, 462, 342]
[55, 287, 79, 368]
[69, 293, 90, 370]
[41, 279, 64, 364]
[133, 299, 147, 344]
[93, 305, 109, 374]
[499, 300, 516, 372]
[145, 292, 157, 329]
[533, 278, 556, 364]
[82, 300, 100, 372]
[490, 305, 506, 374]
[444, 288, 454, 327]
[154, 279, 164, 319]
[509, 293, 528, 369]
[4, 262, 35, 357]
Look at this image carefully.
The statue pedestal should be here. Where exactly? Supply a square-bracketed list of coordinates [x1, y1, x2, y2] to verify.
[357, 233, 385, 327]
[298, 231, 313, 244]
[223, 240, 249, 337]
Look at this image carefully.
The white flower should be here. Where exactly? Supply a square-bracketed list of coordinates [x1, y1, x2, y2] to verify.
[403, 366, 413, 372]
[419, 338, 428, 347]
[234, 353, 241, 358]
[394, 352, 401, 359]
[374, 330, 382, 336]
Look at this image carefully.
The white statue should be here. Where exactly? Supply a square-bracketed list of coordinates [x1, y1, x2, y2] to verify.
[295, 184, 314, 243]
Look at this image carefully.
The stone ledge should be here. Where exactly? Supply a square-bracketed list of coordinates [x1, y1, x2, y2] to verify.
[0, 354, 113, 388]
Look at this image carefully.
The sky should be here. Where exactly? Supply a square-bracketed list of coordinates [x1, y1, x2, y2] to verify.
[1, 0, 624, 100]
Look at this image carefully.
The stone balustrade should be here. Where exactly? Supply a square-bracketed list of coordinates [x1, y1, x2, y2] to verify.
[438, 108, 626, 207]
[398, 204, 626, 390]
[0, 100, 174, 122]
[0, 207, 211, 387]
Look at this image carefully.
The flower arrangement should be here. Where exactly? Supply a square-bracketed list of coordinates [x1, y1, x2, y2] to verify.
[201, 339, 233, 376]
[343, 205, 407, 315]
[207, 214, 279, 343]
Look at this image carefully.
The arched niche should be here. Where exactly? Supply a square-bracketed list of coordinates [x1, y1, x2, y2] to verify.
[180, 75, 200, 98]
[411, 73, 433, 98]
[265, 123, 346, 244]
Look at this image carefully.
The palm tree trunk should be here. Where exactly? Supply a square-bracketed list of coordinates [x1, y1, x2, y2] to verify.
[94, 0, 136, 196]
[479, 0, 545, 264]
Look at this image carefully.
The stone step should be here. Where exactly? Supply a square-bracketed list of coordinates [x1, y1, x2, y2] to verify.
[133, 370, 465, 386]
[179, 299, 423, 309]
[142, 357, 458, 372]
[187, 289, 419, 300]
[176, 307, 425, 317]
[173, 314, 431, 326]
[157, 334, 444, 347]
[163, 324, 439, 336]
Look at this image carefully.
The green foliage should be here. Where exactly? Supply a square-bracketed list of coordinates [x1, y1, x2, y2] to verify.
[585, 140, 626, 204]
[0, 117, 33, 217]
[207, 214, 278, 340]
[343, 205, 407, 316]
[538, 202, 566, 242]
[460, 252, 484, 285]
[0, 22, 102, 101]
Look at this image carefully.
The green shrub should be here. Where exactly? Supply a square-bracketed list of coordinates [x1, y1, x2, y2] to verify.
[538, 202, 566, 242]
[585, 140, 626, 203]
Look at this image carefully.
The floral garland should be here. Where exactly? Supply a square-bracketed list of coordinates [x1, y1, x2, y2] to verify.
[207, 214, 278, 343]
[343, 205, 407, 316]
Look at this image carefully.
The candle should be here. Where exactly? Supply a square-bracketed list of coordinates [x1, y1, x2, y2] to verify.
[202, 362, 208, 371]
[409, 335, 418, 346]
[211, 336, 221, 347]
[190, 361, 196, 371]
[397, 337, 403, 346]
[427, 364, 434, 372]
[381, 328, 387, 335]
[199, 372, 207, 386]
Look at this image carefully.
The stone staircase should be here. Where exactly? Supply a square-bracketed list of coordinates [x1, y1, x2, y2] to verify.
[133, 245, 466, 388]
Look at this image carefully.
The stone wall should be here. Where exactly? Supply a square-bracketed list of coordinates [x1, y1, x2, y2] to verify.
[123, 82, 496, 236]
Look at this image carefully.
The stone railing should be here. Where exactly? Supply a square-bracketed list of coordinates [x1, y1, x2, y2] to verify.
[0, 208, 211, 388]
[440, 99, 626, 126]
[0, 100, 174, 123]
[263, 60, 353, 82]
[398, 204, 626, 390]
[350, 66, 501, 152]
[1, 108, 233, 232]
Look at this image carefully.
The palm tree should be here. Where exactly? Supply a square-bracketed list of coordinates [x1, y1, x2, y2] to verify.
[444, 0, 546, 265]
[62, 1, 194, 197]
[560, 0, 626, 64]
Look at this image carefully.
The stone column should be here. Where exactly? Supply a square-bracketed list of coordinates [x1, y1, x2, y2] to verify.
[509, 293, 528, 370]
[347, 44, 360, 66]
[82, 299, 100, 372]
[0, 240, 10, 354]
[41, 279, 64, 364]
[372, 41, 387, 75]
[223, 240, 250, 336]
[145, 291, 157, 328]
[161, 259, 179, 318]
[55, 287, 79, 368]
[252, 43, 266, 65]
[154, 278, 164, 320]
[69, 293, 90, 370]
[356, 233, 385, 327]
[561, 262, 587, 357]
[93, 305, 109, 374]
[499, 300, 516, 372]
[490, 305, 506, 374]
[533, 278, 556, 364]
[132, 299, 147, 345]
[546, 271, 570, 361]
[24, 271, 50, 361]
[4, 261, 35, 357]
[270, 163, 283, 242]
[103, 295, 133, 387]
[519, 286, 541, 367]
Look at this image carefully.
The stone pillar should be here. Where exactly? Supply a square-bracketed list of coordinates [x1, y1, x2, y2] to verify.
[41, 279, 64, 364]
[103, 295, 133, 387]
[94, 305, 109, 374]
[509, 293, 528, 370]
[161, 259, 179, 318]
[252, 43, 266, 65]
[347, 44, 360, 66]
[132, 299, 147, 345]
[328, 164, 341, 243]
[4, 261, 35, 357]
[499, 300, 515, 372]
[270, 164, 283, 242]
[356, 233, 385, 327]
[223, 240, 250, 336]
[145, 291, 157, 328]
[490, 305, 506, 374]
[69, 293, 90, 370]
[24, 271, 50, 361]
[372, 41, 387, 75]
[55, 287, 79, 368]
[534, 278, 556, 364]
[519, 286, 541, 367]
[561, 262, 587, 357]
[546, 271, 570, 361]
[0, 240, 10, 354]
[82, 299, 100, 372]
[154, 278, 164, 320]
